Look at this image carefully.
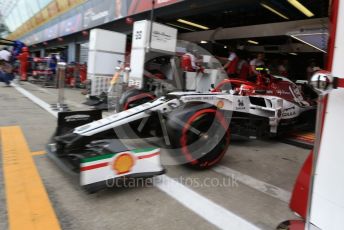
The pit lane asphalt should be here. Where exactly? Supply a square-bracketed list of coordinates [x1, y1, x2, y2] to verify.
[0, 82, 308, 230]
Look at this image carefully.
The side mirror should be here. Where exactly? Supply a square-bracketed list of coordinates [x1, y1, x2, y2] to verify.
[310, 71, 334, 95]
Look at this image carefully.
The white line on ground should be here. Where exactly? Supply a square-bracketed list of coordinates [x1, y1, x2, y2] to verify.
[13, 83, 58, 117]
[13, 83, 262, 230]
[213, 165, 291, 203]
[24, 82, 55, 95]
[155, 175, 260, 230]
[24, 82, 87, 109]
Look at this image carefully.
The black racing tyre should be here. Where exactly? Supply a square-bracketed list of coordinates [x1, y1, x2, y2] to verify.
[166, 103, 230, 169]
[118, 88, 156, 137]
[118, 88, 155, 111]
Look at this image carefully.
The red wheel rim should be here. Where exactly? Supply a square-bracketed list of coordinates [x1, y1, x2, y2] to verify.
[180, 109, 230, 167]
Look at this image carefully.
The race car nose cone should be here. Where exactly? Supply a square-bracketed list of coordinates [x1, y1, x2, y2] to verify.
[310, 71, 334, 94]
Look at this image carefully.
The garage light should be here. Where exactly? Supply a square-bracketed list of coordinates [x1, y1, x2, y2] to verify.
[247, 40, 259, 45]
[260, 3, 289, 20]
[289, 52, 298, 55]
[166, 23, 196, 31]
[224, 45, 228, 49]
[200, 41, 208, 44]
[177, 19, 209, 30]
[287, 0, 314, 17]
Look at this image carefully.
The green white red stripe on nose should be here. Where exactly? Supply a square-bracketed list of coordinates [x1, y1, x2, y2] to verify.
[80, 147, 163, 186]
[80, 147, 158, 166]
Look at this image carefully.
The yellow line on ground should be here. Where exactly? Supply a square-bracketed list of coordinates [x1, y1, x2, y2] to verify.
[32, 150, 46, 156]
[1, 126, 61, 230]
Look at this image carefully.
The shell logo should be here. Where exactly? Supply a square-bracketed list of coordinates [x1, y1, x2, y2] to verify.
[217, 101, 224, 109]
[112, 153, 135, 174]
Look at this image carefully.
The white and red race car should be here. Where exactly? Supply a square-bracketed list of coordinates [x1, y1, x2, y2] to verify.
[47, 67, 316, 192]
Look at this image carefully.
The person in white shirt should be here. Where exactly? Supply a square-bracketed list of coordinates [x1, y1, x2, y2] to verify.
[184, 52, 197, 70]
[182, 45, 200, 71]
[249, 52, 265, 76]
[0, 48, 14, 86]
[224, 52, 237, 68]
[0, 48, 12, 62]
[223, 51, 239, 76]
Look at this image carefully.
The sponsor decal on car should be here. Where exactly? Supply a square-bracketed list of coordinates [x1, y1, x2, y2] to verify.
[235, 99, 246, 110]
[65, 114, 91, 122]
[282, 111, 297, 117]
[282, 106, 297, 117]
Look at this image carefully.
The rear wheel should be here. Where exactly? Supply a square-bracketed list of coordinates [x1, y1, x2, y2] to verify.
[167, 105, 230, 169]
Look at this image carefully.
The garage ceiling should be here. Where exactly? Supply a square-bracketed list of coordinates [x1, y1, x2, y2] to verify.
[160, 0, 329, 32]
[156, 0, 329, 53]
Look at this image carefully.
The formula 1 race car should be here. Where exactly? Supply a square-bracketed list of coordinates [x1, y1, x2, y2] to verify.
[47, 67, 316, 193]
[120, 68, 317, 136]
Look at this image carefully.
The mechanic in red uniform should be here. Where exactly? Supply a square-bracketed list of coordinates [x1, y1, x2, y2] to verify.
[181, 50, 198, 72]
[79, 63, 87, 83]
[236, 49, 249, 80]
[223, 47, 239, 77]
[17, 46, 30, 81]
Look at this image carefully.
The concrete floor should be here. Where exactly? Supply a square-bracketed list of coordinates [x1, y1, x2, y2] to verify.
[0, 82, 310, 230]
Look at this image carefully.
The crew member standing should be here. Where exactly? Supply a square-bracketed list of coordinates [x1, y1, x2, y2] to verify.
[0, 48, 11, 62]
[49, 54, 57, 74]
[237, 59, 249, 80]
[181, 48, 198, 72]
[249, 52, 265, 76]
[235, 49, 249, 80]
[224, 48, 239, 77]
[17, 47, 30, 81]
[0, 48, 14, 86]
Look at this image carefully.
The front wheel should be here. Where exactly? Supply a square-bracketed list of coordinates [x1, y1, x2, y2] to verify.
[118, 88, 156, 137]
[118, 88, 155, 111]
[167, 104, 230, 169]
